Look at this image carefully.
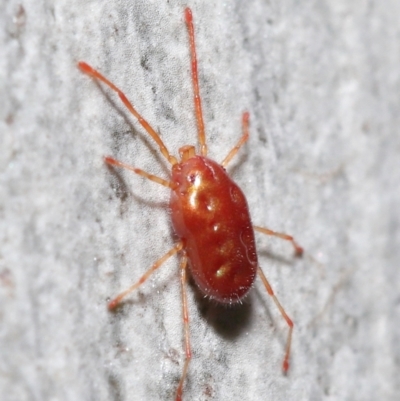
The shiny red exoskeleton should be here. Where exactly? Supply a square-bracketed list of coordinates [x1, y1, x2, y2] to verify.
[78, 7, 303, 401]
[171, 155, 257, 303]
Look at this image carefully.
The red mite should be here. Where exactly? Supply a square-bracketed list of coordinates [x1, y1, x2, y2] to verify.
[78, 7, 303, 401]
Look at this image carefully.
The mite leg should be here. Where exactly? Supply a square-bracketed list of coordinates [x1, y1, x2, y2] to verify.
[254, 225, 304, 257]
[78, 62, 178, 166]
[108, 242, 183, 310]
[104, 156, 173, 189]
[221, 112, 250, 168]
[257, 266, 293, 372]
[185, 7, 207, 157]
[175, 253, 192, 401]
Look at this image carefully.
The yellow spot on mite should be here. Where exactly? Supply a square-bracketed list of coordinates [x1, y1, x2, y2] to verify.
[220, 239, 235, 256]
[215, 263, 231, 278]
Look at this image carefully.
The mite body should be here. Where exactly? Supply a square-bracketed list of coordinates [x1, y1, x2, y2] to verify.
[79, 7, 302, 401]
[170, 154, 257, 303]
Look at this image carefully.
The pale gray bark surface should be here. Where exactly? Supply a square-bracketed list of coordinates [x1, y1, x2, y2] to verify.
[1, 1, 399, 400]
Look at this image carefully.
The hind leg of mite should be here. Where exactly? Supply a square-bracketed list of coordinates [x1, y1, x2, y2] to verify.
[257, 266, 293, 372]
[175, 253, 192, 401]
